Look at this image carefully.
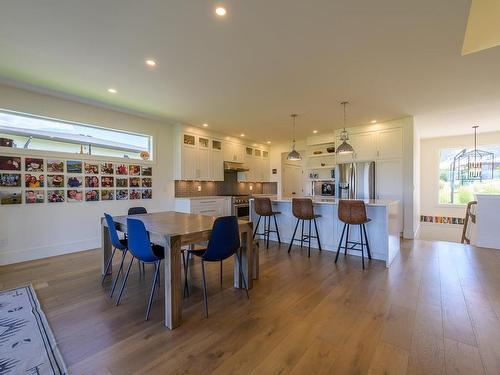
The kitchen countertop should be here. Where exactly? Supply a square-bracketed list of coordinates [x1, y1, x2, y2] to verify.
[251, 196, 398, 207]
[174, 196, 231, 200]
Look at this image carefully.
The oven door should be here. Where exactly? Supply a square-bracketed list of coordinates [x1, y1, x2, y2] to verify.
[233, 204, 250, 220]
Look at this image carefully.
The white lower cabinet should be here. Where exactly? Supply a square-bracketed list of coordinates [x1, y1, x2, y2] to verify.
[376, 159, 404, 232]
[174, 197, 232, 217]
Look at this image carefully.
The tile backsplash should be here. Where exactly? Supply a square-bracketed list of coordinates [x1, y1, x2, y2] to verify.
[175, 172, 277, 197]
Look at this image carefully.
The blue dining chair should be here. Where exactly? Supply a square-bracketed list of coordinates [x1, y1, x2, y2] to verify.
[115, 218, 165, 320]
[185, 216, 249, 318]
[103, 213, 130, 298]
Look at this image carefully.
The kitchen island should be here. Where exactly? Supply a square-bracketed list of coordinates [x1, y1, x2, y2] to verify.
[250, 197, 400, 267]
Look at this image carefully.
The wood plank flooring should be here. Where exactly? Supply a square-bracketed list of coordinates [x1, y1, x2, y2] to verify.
[1, 239, 499, 374]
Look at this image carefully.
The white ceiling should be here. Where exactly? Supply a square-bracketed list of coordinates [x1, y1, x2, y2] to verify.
[0, 0, 499, 142]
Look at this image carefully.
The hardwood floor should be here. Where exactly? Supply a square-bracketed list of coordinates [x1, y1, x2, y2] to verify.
[1, 239, 499, 374]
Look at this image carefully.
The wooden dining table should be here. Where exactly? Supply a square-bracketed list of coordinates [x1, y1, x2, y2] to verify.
[101, 211, 254, 329]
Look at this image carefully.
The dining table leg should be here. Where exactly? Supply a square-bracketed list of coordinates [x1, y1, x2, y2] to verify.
[234, 224, 254, 290]
[164, 234, 182, 329]
[101, 218, 112, 275]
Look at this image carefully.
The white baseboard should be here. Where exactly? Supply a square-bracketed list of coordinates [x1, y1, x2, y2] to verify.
[0, 238, 100, 265]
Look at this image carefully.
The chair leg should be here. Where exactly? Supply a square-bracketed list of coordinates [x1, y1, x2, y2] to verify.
[146, 261, 160, 320]
[344, 224, 350, 255]
[335, 223, 346, 263]
[201, 260, 209, 318]
[101, 247, 116, 285]
[266, 215, 271, 249]
[253, 216, 261, 240]
[115, 256, 134, 306]
[110, 250, 127, 298]
[220, 260, 223, 289]
[308, 220, 312, 258]
[182, 251, 189, 298]
[362, 224, 372, 259]
[137, 258, 142, 277]
[273, 214, 281, 244]
[300, 220, 304, 248]
[236, 253, 250, 299]
[288, 219, 300, 253]
[313, 218, 322, 251]
[360, 225, 365, 269]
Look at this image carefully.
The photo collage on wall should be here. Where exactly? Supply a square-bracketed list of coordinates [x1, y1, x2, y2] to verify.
[0, 155, 153, 205]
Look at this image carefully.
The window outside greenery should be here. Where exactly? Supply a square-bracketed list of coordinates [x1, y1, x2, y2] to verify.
[439, 145, 500, 204]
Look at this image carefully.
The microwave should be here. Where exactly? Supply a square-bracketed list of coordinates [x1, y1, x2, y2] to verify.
[321, 182, 335, 196]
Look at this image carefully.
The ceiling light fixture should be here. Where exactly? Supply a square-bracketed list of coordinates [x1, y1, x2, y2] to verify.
[215, 7, 226, 16]
[287, 114, 302, 161]
[203, 123, 208, 127]
[336, 101, 354, 155]
[145, 59, 157, 67]
[371, 120, 377, 124]
[267, 141, 271, 144]
[240, 133, 245, 137]
[313, 130, 318, 134]
[107, 88, 117, 94]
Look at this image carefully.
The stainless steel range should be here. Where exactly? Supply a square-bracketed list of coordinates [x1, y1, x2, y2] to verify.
[231, 195, 250, 220]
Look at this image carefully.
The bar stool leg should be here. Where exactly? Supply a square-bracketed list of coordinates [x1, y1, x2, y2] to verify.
[288, 219, 300, 253]
[300, 220, 305, 248]
[360, 225, 365, 269]
[252, 216, 261, 239]
[313, 218, 322, 251]
[266, 215, 271, 249]
[362, 224, 372, 259]
[308, 220, 312, 257]
[335, 223, 346, 263]
[273, 214, 281, 244]
[344, 224, 350, 256]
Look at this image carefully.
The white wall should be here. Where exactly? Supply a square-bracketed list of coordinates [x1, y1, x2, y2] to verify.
[418, 130, 500, 242]
[0, 84, 176, 264]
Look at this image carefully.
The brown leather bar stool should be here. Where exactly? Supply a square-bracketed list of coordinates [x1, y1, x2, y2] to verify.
[335, 200, 372, 269]
[253, 197, 281, 249]
[287, 198, 322, 257]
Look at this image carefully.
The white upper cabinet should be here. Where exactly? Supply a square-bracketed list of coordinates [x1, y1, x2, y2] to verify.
[223, 141, 245, 162]
[377, 128, 403, 159]
[351, 132, 378, 161]
[210, 139, 224, 181]
[196, 136, 210, 180]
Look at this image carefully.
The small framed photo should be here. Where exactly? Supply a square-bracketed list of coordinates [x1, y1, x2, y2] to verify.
[25, 174, 45, 188]
[85, 176, 100, 188]
[0, 190, 22, 205]
[47, 190, 65, 203]
[25, 190, 44, 204]
[0, 173, 21, 187]
[141, 166, 152, 176]
[0, 156, 21, 171]
[84, 162, 99, 175]
[129, 177, 140, 188]
[100, 162, 114, 175]
[66, 160, 83, 174]
[130, 189, 141, 200]
[67, 189, 83, 202]
[142, 189, 152, 199]
[101, 176, 114, 188]
[129, 164, 140, 176]
[116, 178, 128, 188]
[47, 159, 64, 173]
[85, 189, 100, 202]
[116, 189, 128, 200]
[101, 189, 114, 201]
[141, 178, 152, 188]
[115, 163, 128, 175]
[47, 174, 64, 188]
[67, 176, 83, 188]
[25, 158, 44, 172]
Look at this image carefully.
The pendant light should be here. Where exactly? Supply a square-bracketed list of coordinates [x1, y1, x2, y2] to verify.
[287, 114, 302, 161]
[336, 101, 354, 154]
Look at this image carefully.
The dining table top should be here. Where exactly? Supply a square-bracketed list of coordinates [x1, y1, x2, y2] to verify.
[107, 211, 252, 238]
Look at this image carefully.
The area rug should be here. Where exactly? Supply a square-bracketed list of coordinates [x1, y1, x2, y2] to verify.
[0, 285, 67, 375]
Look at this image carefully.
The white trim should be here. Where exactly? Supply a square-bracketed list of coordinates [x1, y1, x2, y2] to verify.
[0, 238, 99, 265]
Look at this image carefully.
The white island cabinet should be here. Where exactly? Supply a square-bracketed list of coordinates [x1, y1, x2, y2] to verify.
[250, 197, 401, 268]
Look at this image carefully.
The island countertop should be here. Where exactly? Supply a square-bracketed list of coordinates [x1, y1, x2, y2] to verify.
[251, 196, 398, 207]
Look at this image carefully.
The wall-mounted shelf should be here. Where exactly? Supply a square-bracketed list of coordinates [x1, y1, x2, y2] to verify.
[306, 165, 335, 170]
[306, 153, 336, 158]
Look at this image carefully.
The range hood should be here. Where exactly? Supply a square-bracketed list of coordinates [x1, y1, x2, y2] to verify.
[224, 161, 250, 172]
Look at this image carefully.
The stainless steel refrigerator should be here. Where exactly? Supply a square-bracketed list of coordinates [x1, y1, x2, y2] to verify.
[336, 161, 376, 199]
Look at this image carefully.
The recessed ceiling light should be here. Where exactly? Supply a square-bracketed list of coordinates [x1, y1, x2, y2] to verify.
[215, 7, 227, 16]
[107, 88, 117, 94]
[240, 133, 245, 137]
[203, 123, 208, 127]
[313, 130, 318, 134]
[267, 141, 271, 144]
[371, 120, 377, 123]
[145, 59, 157, 67]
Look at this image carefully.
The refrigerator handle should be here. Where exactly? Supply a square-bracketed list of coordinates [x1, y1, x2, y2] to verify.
[350, 163, 356, 199]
